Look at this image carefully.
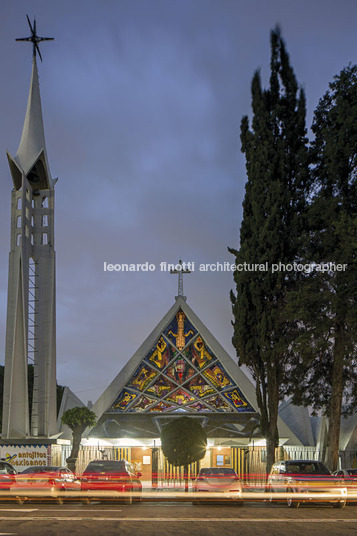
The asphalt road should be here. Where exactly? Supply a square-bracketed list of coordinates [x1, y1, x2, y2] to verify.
[0, 501, 357, 536]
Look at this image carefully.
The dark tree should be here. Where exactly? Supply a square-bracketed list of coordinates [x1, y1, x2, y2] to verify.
[286, 65, 357, 471]
[229, 27, 309, 473]
[161, 417, 207, 491]
[61, 406, 97, 473]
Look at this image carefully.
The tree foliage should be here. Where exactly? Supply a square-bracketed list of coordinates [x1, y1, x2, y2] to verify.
[61, 406, 97, 432]
[160, 417, 207, 467]
[285, 65, 357, 470]
[62, 406, 97, 472]
[229, 27, 309, 473]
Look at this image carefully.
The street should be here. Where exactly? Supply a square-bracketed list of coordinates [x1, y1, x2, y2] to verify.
[0, 501, 356, 536]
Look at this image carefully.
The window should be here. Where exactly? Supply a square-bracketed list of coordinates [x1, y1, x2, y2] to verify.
[17, 216, 21, 228]
[42, 233, 48, 245]
[17, 197, 22, 210]
[42, 215, 48, 227]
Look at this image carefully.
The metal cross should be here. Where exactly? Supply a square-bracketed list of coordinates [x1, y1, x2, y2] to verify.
[170, 260, 191, 298]
[16, 15, 54, 61]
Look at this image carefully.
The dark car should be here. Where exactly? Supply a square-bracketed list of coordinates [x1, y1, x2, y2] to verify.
[192, 467, 243, 504]
[268, 460, 347, 508]
[0, 461, 17, 491]
[12, 466, 81, 504]
[81, 459, 142, 503]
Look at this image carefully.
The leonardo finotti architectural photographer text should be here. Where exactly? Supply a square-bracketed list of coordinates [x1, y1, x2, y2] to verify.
[103, 261, 348, 273]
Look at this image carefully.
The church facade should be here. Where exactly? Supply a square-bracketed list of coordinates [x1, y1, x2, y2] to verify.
[79, 295, 304, 480]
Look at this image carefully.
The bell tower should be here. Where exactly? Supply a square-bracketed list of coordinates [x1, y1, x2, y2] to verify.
[2, 17, 57, 438]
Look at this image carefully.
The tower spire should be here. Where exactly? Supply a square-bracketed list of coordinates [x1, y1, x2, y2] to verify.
[2, 17, 57, 439]
[7, 16, 55, 191]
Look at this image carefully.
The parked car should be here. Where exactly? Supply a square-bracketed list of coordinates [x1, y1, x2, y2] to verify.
[268, 460, 347, 508]
[0, 461, 17, 491]
[332, 469, 357, 502]
[12, 466, 81, 504]
[81, 459, 142, 503]
[192, 467, 243, 504]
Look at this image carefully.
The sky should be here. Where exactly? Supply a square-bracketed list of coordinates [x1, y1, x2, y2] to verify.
[0, 0, 356, 405]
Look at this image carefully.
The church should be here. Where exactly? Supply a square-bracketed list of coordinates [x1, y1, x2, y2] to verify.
[1, 18, 356, 480]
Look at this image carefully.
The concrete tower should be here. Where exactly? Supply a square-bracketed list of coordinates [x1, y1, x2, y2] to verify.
[2, 23, 57, 439]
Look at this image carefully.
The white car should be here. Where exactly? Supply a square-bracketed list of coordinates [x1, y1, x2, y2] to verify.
[268, 460, 347, 508]
[332, 469, 357, 502]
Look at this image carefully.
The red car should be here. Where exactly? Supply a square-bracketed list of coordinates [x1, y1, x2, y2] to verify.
[81, 459, 142, 503]
[12, 466, 81, 504]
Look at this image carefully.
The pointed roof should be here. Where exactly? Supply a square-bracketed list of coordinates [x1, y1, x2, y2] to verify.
[7, 57, 54, 190]
[89, 297, 301, 444]
[91, 297, 257, 418]
[57, 387, 85, 440]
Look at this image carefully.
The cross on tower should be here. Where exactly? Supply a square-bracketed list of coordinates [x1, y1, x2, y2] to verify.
[170, 260, 191, 299]
[16, 15, 54, 61]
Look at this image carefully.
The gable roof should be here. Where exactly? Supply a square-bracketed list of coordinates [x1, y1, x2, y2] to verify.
[91, 296, 259, 420]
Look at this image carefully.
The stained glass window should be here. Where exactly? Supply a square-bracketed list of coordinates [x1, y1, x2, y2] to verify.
[107, 308, 254, 414]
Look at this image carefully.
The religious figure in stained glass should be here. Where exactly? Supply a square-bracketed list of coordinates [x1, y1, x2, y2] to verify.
[186, 336, 214, 369]
[166, 388, 196, 405]
[203, 363, 233, 391]
[165, 357, 196, 384]
[128, 364, 158, 392]
[222, 388, 251, 410]
[184, 376, 215, 398]
[204, 395, 233, 412]
[146, 336, 175, 370]
[149, 401, 175, 412]
[164, 310, 196, 350]
[110, 389, 137, 411]
[128, 395, 157, 412]
[146, 375, 175, 398]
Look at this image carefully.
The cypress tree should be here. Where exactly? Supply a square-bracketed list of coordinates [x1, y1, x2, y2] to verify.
[229, 27, 309, 473]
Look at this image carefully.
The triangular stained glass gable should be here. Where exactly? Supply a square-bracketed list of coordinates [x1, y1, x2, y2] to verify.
[107, 307, 254, 414]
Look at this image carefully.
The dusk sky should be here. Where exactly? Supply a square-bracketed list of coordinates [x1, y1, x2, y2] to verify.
[0, 0, 356, 405]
